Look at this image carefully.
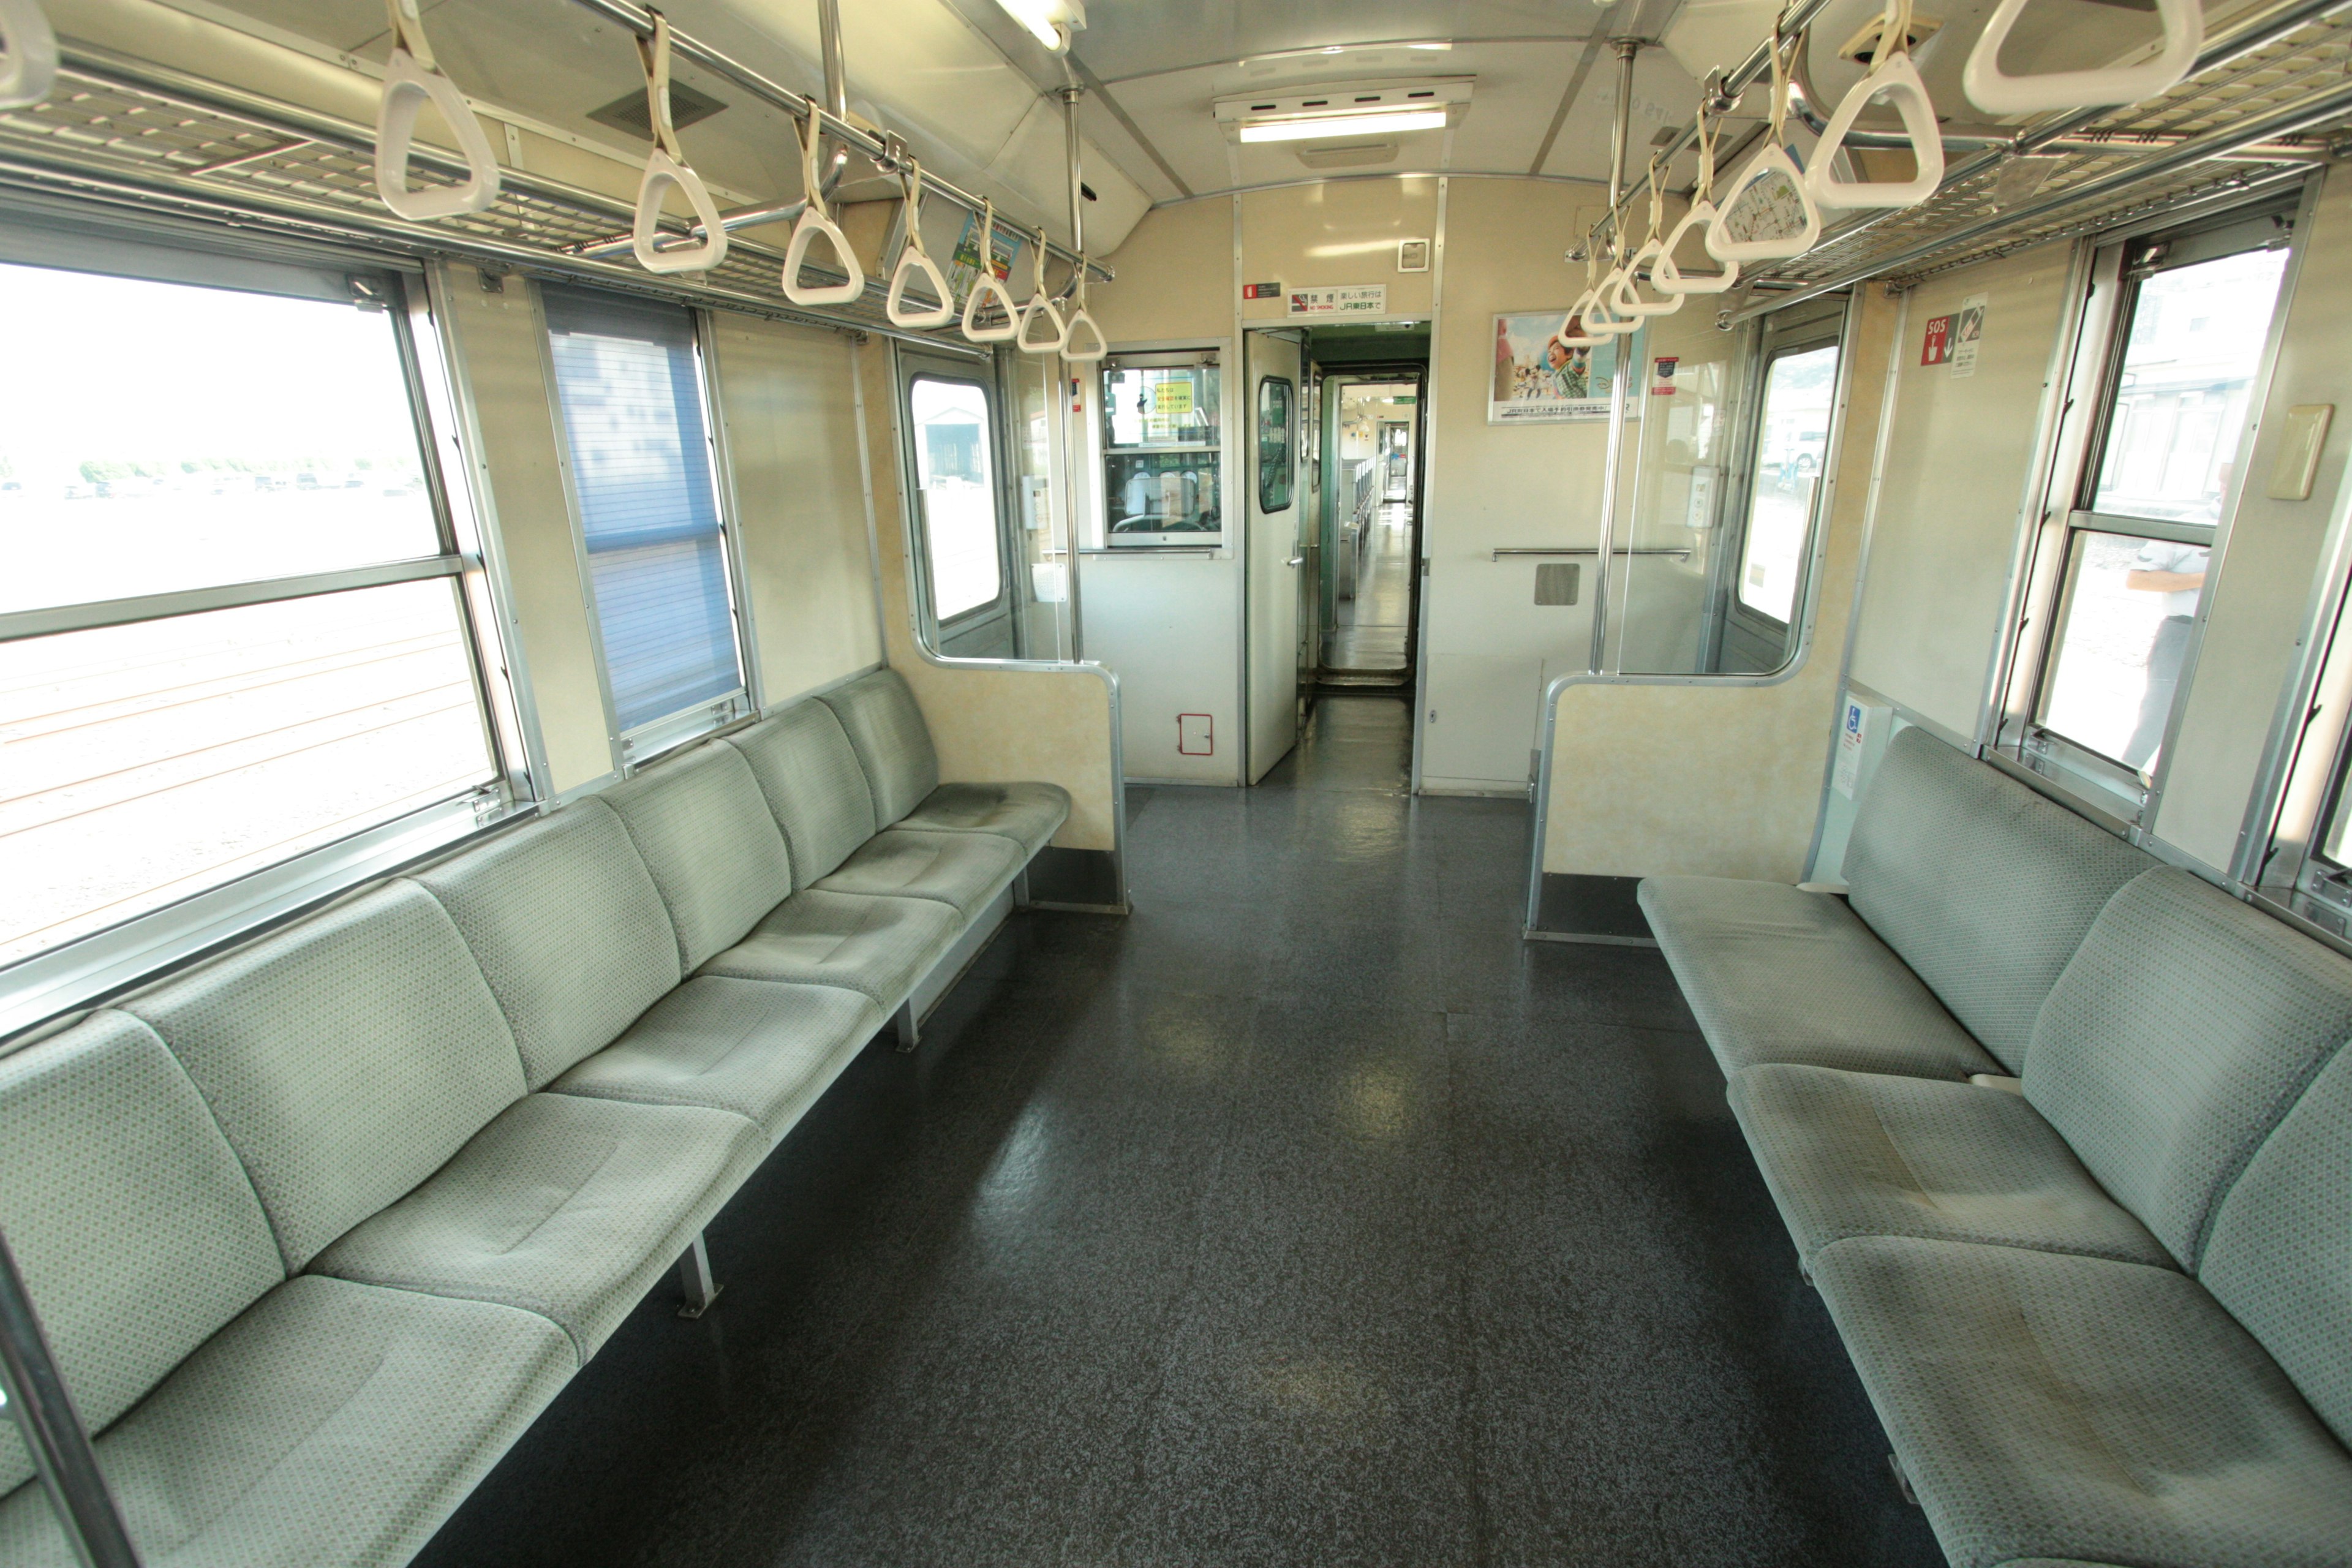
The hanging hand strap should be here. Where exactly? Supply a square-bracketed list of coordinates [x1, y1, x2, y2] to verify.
[886, 156, 955, 327]
[1691, 91, 1718, 204]
[0, 0, 58, 110]
[1766, 23, 1794, 147]
[1062, 254, 1107, 361]
[782, 105, 866, 304]
[1016, 225, 1068, 353]
[630, 10, 729, 273]
[374, 0, 503, 219]
[962, 197, 1020, 342]
[1871, 0, 1915, 70]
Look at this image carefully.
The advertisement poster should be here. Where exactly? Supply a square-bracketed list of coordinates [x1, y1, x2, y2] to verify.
[1489, 310, 1633, 424]
[1950, 293, 1986, 378]
[948, 213, 1022, 303]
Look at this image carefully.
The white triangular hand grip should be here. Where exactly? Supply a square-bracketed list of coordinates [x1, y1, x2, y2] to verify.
[1707, 142, 1821, 263]
[1585, 270, 1640, 336]
[1964, 0, 2201, 116]
[1610, 240, 1684, 318]
[632, 148, 729, 274]
[782, 207, 865, 305]
[1559, 288, 1611, 349]
[375, 48, 503, 221]
[1016, 292, 1068, 355]
[1805, 53, 1945, 211]
[1654, 202, 1739, 295]
[1061, 307, 1109, 362]
[887, 246, 956, 328]
[962, 271, 1019, 342]
[0, 0, 57, 110]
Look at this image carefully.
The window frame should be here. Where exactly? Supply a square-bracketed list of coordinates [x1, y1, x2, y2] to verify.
[903, 366, 1017, 635]
[1257, 373, 1296, 515]
[1992, 195, 2299, 823]
[0, 241, 530, 1041]
[533, 281, 757, 772]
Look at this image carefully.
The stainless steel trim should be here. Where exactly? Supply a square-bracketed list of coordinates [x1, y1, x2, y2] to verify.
[694, 307, 767, 714]
[1409, 172, 1447, 796]
[1490, 547, 1692, 560]
[0, 1226, 140, 1568]
[2069, 510, 2220, 546]
[0, 554, 466, 644]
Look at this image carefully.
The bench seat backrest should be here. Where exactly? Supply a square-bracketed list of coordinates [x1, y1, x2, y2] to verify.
[729, 701, 880, 891]
[1845, 727, 2155, 1072]
[601, 742, 796, 972]
[818, 669, 939, 828]
[2024, 866, 2352, 1270]
[0, 1012, 287, 1494]
[122, 882, 528, 1272]
[414, 799, 684, 1090]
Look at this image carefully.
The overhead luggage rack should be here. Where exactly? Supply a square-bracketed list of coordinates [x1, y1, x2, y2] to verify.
[0, 45, 998, 347]
[1738, 0, 2352, 301]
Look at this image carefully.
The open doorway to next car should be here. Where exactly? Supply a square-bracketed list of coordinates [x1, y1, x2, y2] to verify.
[1315, 365, 1425, 692]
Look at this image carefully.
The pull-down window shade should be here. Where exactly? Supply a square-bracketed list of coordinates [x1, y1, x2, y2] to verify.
[541, 284, 744, 734]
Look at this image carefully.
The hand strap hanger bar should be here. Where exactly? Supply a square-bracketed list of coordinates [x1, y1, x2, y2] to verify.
[0, 0, 57, 110]
[374, 0, 502, 220]
[562, 0, 1110, 285]
[630, 10, 729, 273]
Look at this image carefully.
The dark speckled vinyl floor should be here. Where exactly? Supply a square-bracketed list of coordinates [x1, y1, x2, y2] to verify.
[414, 696, 1942, 1568]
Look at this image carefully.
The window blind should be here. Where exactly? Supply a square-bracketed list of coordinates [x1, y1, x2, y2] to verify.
[541, 284, 742, 733]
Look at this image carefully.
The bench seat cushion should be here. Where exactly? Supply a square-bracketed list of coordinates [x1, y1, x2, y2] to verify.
[1728, 1064, 2169, 1268]
[309, 1093, 763, 1360]
[699, 889, 960, 1009]
[549, 975, 881, 1143]
[892, 782, 1069, 858]
[1639, 876, 1999, 1080]
[815, 827, 1021, 915]
[1812, 1235, 2352, 1568]
[0, 1276, 570, 1568]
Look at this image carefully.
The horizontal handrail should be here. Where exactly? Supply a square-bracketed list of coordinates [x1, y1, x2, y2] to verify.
[560, 0, 1110, 283]
[1490, 546, 1694, 560]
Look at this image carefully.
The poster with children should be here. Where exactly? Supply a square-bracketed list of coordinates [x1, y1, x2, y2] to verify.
[1489, 310, 1634, 423]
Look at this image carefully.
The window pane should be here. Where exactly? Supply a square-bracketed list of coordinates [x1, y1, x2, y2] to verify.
[542, 285, 742, 731]
[0, 264, 441, 612]
[1736, 344, 1839, 622]
[2037, 530, 2211, 772]
[0, 579, 494, 967]
[910, 376, 1003, 620]
[2093, 247, 2289, 526]
[1257, 377, 1294, 513]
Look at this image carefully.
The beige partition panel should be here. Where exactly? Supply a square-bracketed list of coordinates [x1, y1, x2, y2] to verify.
[857, 348, 1119, 852]
[706, 314, 886, 703]
[1540, 290, 1897, 883]
[435, 263, 614, 796]
[1846, 244, 2073, 739]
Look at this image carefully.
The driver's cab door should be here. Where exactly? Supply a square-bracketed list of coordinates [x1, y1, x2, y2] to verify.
[900, 349, 1019, 658]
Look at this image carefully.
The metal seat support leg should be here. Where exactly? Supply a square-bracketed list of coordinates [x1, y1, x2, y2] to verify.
[676, 1232, 722, 1319]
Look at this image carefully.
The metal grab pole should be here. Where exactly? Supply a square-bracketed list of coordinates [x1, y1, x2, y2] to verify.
[0, 1229, 138, 1568]
[1586, 37, 1641, 676]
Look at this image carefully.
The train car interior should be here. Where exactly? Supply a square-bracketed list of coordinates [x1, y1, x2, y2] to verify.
[6, 0, 2352, 1564]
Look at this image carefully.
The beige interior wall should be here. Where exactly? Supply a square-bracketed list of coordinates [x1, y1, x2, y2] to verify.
[2157, 171, 2352, 867]
[1423, 175, 1614, 790]
[706, 314, 886, 703]
[1089, 200, 1232, 343]
[1543, 289, 1897, 879]
[438, 264, 615, 794]
[1847, 244, 2073, 737]
[1239, 178, 1441, 323]
[856, 347, 1118, 850]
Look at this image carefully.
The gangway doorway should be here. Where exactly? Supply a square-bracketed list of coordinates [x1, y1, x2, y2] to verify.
[1318, 369, 1425, 690]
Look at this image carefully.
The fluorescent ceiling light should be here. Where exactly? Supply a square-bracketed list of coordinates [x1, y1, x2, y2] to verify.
[994, 0, 1082, 51]
[1239, 108, 1449, 142]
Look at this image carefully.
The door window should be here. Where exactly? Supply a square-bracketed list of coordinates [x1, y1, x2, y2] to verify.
[1257, 375, 1295, 513]
[1734, 343, 1840, 624]
[908, 375, 1006, 621]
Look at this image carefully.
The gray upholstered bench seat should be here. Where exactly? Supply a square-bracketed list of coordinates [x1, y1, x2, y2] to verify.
[0, 663, 1071, 1564]
[0, 1013, 575, 1568]
[1729, 868, 2352, 1275]
[892, 781, 1070, 858]
[1642, 728, 2154, 1084]
[816, 670, 1071, 860]
[1640, 878, 1999, 1081]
